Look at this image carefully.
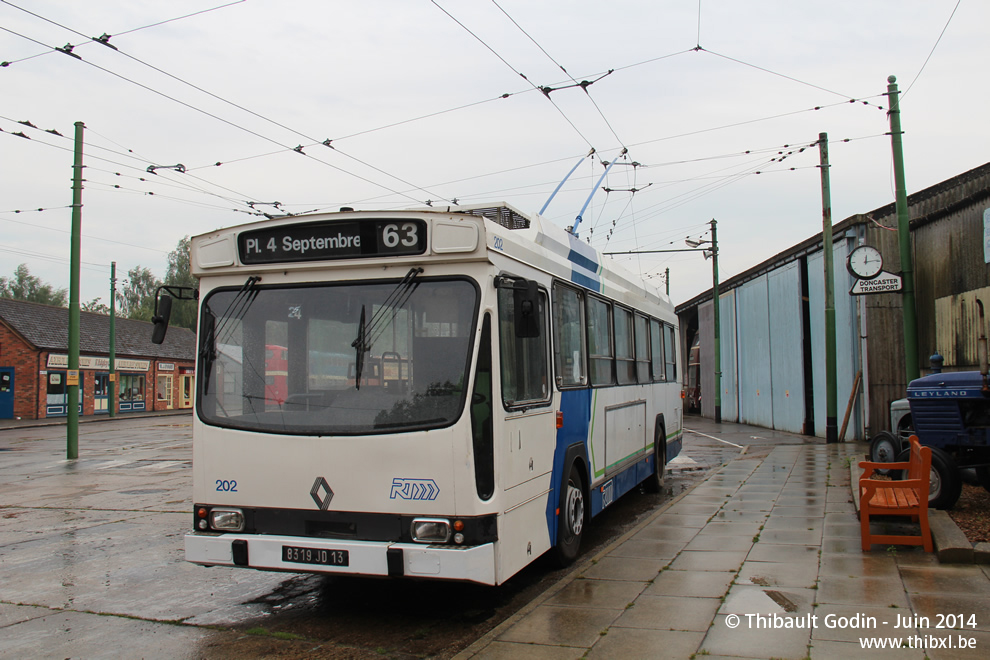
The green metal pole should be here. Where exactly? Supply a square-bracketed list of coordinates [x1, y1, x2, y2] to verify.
[665, 267, 670, 297]
[711, 219, 721, 424]
[886, 75, 920, 382]
[819, 132, 838, 443]
[109, 261, 116, 418]
[67, 121, 84, 459]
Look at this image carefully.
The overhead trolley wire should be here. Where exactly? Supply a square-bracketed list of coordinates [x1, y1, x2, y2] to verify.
[0, 117, 266, 215]
[0, 0, 246, 66]
[902, 0, 961, 100]
[430, 0, 600, 153]
[490, 0, 626, 148]
[699, 47, 887, 110]
[0, 210, 170, 254]
[1, 10, 450, 206]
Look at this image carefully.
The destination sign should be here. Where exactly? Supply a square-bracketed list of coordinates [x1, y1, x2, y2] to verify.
[238, 219, 426, 265]
[850, 271, 902, 295]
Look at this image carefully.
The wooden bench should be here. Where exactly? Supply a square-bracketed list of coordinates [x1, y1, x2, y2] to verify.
[858, 435, 933, 552]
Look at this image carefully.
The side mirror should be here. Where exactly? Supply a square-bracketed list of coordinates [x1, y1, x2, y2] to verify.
[150, 285, 198, 344]
[495, 276, 541, 339]
[151, 294, 173, 345]
[513, 280, 540, 339]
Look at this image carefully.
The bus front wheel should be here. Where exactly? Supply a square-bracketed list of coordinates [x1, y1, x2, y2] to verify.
[552, 462, 585, 567]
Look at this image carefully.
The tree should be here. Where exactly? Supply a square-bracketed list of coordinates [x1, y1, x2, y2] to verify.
[0, 263, 68, 306]
[82, 297, 111, 314]
[114, 237, 197, 329]
[164, 236, 198, 331]
[117, 265, 161, 322]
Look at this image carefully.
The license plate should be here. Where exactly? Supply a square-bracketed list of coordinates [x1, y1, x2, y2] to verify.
[281, 545, 349, 566]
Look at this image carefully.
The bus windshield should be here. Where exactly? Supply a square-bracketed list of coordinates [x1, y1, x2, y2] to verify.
[198, 277, 478, 435]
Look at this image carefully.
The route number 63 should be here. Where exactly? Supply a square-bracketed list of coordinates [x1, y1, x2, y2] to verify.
[382, 223, 418, 248]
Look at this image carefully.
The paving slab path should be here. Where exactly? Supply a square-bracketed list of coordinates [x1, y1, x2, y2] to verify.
[458, 419, 990, 660]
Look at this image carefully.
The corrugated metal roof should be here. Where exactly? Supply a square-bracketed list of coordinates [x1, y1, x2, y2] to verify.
[0, 297, 195, 360]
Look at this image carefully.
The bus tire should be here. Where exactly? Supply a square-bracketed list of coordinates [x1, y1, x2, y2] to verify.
[644, 422, 667, 493]
[552, 461, 586, 567]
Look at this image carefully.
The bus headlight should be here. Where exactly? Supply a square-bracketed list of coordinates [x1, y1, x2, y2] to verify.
[411, 518, 451, 543]
[209, 508, 245, 532]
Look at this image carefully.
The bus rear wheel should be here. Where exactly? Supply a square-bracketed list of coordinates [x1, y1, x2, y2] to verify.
[644, 423, 667, 493]
[552, 462, 585, 567]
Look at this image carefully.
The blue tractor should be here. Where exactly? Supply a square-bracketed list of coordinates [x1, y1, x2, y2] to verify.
[868, 302, 990, 509]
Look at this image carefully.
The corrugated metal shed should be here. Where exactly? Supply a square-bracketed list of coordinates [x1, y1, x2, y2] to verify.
[679, 161, 990, 441]
[736, 276, 773, 428]
[768, 262, 806, 434]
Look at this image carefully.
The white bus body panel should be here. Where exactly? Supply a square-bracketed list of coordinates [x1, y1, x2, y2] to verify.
[186, 204, 680, 585]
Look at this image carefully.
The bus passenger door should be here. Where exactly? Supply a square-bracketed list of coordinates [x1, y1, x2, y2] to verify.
[496, 283, 555, 579]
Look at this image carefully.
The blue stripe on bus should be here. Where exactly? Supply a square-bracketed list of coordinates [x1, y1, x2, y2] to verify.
[566, 247, 598, 274]
[566, 235, 601, 292]
[570, 269, 600, 292]
[546, 388, 593, 544]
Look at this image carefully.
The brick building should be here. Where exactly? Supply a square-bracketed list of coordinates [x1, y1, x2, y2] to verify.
[0, 298, 195, 420]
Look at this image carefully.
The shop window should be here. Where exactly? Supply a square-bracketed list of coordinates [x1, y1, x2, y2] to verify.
[119, 374, 146, 411]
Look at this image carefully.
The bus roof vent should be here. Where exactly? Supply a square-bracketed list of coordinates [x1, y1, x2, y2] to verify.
[460, 206, 530, 230]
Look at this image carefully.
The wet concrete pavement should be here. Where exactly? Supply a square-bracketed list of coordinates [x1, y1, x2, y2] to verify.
[0, 414, 291, 659]
[457, 419, 990, 660]
[4, 414, 989, 658]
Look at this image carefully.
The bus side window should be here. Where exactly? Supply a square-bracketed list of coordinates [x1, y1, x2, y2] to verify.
[552, 283, 587, 388]
[650, 319, 664, 382]
[587, 296, 614, 386]
[497, 287, 550, 407]
[664, 324, 677, 382]
[634, 313, 650, 383]
[614, 306, 636, 385]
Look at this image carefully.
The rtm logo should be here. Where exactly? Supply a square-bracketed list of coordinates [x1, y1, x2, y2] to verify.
[390, 478, 440, 501]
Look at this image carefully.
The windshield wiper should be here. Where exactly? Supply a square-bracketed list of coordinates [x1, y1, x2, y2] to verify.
[364, 267, 422, 347]
[352, 304, 368, 390]
[214, 276, 261, 347]
[350, 267, 422, 390]
[201, 276, 260, 394]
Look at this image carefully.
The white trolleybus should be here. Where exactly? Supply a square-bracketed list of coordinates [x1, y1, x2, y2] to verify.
[159, 203, 682, 586]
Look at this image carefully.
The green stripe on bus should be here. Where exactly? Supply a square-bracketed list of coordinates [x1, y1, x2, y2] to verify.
[595, 427, 682, 477]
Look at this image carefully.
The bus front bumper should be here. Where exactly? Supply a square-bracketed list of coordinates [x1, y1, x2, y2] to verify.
[185, 533, 497, 585]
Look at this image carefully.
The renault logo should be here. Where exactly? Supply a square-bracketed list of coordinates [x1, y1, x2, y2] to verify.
[310, 477, 334, 510]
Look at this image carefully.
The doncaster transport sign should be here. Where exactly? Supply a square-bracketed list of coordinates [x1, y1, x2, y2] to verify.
[850, 271, 903, 295]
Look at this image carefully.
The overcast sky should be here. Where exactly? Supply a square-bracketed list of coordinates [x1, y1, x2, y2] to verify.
[1, 0, 986, 307]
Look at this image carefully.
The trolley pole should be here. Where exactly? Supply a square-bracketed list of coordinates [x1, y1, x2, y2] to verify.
[109, 261, 117, 418]
[710, 219, 722, 424]
[819, 133, 838, 443]
[67, 121, 84, 460]
[886, 75, 920, 382]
